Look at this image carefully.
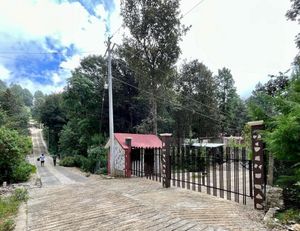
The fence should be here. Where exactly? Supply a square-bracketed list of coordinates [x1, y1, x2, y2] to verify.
[130, 146, 256, 205]
[169, 146, 253, 205]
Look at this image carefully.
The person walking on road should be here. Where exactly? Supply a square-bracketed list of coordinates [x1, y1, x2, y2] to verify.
[40, 153, 45, 167]
[53, 155, 57, 166]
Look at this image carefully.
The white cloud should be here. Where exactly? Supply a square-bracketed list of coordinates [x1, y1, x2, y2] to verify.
[60, 54, 82, 70]
[0, 64, 10, 81]
[9, 77, 64, 95]
[0, 0, 108, 54]
[0, 0, 113, 93]
[179, 0, 298, 97]
[51, 73, 62, 85]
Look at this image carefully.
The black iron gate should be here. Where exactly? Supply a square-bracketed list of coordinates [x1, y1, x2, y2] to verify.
[169, 146, 254, 205]
[130, 145, 257, 205]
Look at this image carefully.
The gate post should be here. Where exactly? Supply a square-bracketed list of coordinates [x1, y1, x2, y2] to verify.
[160, 133, 172, 188]
[248, 121, 266, 210]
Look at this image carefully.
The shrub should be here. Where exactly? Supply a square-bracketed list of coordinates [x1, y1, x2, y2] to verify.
[0, 219, 14, 231]
[59, 146, 107, 174]
[59, 156, 77, 167]
[0, 188, 28, 231]
[59, 155, 86, 168]
[275, 209, 300, 224]
[0, 128, 32, 183]
[11, 162, 36, 183]
[12, 188, 28, 202]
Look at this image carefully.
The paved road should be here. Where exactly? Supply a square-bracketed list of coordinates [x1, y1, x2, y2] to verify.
[23, 127, 266, 231]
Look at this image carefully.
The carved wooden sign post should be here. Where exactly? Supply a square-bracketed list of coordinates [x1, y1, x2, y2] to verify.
[248, 121, 265, 210]
[160, 133, 172, 188]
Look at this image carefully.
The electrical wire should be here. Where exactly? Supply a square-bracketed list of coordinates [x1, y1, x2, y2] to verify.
[182, 0, 206, 18]
[112, 60, 244, 131]
[112, 46, 237, 120]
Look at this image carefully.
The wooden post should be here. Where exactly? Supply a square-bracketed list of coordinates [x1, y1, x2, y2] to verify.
[248, 121, 266, 210]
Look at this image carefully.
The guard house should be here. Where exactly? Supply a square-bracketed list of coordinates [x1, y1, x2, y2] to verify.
[105, 133, 163, 177]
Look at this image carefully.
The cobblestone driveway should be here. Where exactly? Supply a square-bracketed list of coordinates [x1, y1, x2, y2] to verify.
[23, 127, 266, 231]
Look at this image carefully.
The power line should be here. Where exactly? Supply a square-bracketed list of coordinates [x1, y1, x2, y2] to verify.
[110, 25, 123, 39]
[112, 60, 242, 131]
[182, 0, 206, 18]
[112, 45, 235, 119]
[112, 71, 220, 124]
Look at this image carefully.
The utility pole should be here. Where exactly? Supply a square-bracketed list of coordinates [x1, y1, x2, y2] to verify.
[107, 37, 115, 176]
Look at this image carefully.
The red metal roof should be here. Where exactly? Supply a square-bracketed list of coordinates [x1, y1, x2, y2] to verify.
[114, 133, 162, 149]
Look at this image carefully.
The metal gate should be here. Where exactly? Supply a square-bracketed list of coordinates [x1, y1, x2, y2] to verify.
[130, 144, 266, 206]
[169, 146, 254, 205]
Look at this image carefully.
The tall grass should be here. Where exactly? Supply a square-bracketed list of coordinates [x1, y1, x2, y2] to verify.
[0, 188, 28, 231]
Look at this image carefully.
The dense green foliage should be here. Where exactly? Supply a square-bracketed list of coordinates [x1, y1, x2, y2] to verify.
[264, 75, 300, 208]
[59, 146, 107, 174]
[275, 208, 300, 225]
[0, 128, 33, 183]
[0, 188, 28, 231]
[0, 82, 33, 183]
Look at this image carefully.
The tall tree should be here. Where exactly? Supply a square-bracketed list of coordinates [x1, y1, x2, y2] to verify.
[176, 60, 219, 138]
[32, 90, 45, 121]
[120, 0, 188, 134]
[215, 68, 246, 135]
[40, 93, 66, 155]
[22, 88, 33, 107]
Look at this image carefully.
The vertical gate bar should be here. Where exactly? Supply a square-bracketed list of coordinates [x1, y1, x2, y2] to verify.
[198, 148, 202, 192]
[151, 149, 154, 181]
[219, 147, 224, 198]
[187, 146, 191, 190]
[172, 147, 175, 186]
[177, 147, 180, 187]
[135, 157, 137, 176]
[192, 147, 196, 191]
[206, 148, 211, 195]
[133, 159, 135, 176]
[249, 159, 253, 198]
[182, 146, 185, 188]
[234, 147, 239, 203]
[141, 148, 143, 178]
[138, 149, 141, 177]
[157, 148, 159, 181]
[142, 148, 145, 178]
[154, 148, 157, 181]
[242, 147, 247, 205]
[158, 148, 161, 182]
[201, 148, 207, 187]
[213, 149, 217, 196]
[226, 147, 231, 200]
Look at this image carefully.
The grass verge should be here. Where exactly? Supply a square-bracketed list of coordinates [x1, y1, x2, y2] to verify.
[275, 208, 300, 225]
[0, 188, 28, 231]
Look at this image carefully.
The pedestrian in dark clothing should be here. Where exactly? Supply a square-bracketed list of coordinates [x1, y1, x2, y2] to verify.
[53, 155, 57, 166]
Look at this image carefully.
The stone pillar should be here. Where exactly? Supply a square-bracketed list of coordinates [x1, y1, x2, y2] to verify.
[248, 120, 266, 210]
[160, 133, 172, 188]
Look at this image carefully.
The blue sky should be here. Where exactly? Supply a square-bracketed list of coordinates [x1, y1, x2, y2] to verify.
[0, 0, 298, 98]
[0, 0, 120, 93]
